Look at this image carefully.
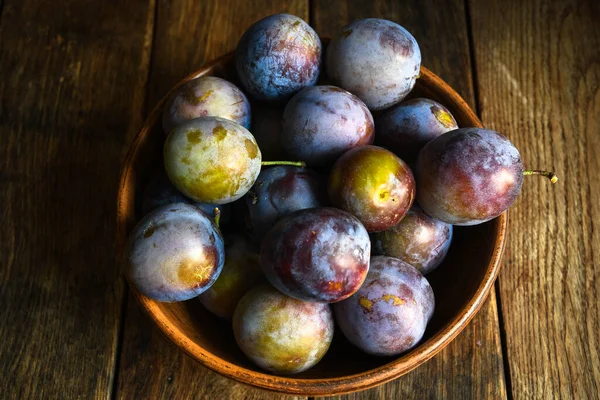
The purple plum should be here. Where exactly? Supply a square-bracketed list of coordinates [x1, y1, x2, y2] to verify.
[334, 256, 434, 356]
[327, 18, 421, 110]
[164, 116, 261, 204]
[261, 208, 370, 303]
[281, 86, 374, 166]
[245, 166, 326, 239]
[198, 235, 263, 319]
[372, 205, 452, 274]
[125, 203, 225, 302]
[162, 76, 251, 134]
[376, 98, 458, 164]
[233, 285, 334, 374]
[236, 14, 321, 102]
[416, 128, 524, 225]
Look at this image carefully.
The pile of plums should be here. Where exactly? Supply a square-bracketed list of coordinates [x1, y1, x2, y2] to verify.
[125, 14, 556, 374]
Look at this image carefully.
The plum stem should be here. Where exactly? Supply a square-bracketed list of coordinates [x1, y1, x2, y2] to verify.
[523, 169, 558, 183]
[261, 161, 306, 168]
[213, 207, 221, 227]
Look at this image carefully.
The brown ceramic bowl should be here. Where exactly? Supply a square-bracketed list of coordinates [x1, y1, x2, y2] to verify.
[116, 48, 507, 396]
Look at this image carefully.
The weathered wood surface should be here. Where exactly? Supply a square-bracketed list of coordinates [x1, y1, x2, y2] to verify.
[0, 0, 155, 398]
[470, 0, 600, 398]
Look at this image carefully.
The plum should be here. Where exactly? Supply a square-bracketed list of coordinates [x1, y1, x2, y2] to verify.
[162, 76, 251, 134]
[198, 235, 263, 319]
[164, 116, 261, 204]
[236, 14, 321, 102]
[372, 205, 452, 274]
[142, 172, 230, 223]
[245, 166, 326, 239]
[125, 203, 225, 302]
[250, 103, 284, 160]
[281, 86, 374, 166]
[326, 18, 421, 110]
[233, 284, 334, 374]
[328, 145, 415, 232]
[416, 128, 524, 225]
[261, 207, 370, 303]
[376, 98, 458, 164]
[334, 256, 434, 356]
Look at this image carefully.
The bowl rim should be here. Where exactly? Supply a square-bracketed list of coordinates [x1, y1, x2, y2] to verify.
[116, 52, 507, 396]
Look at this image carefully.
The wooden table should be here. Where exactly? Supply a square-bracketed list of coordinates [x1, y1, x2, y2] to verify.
[1, 0, 598, 398]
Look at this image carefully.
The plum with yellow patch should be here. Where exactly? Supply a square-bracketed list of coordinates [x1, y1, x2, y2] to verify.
[328, 145, 415, 232]
[198, 235, 263, 319]
[326, 19, 421, 110]
[164, 116, 262, 204]
[233, 285, 334, 374]
[416, 128, 524, 225]
[260, 207, 370, 303]
[281, 85, 374, 166]
[376, 98, 458, 164]
[373, 205, 452, 274]
[162, 76, 251, 134]
[333, 256, 434, 356]
[125, 203, 225, 302]
[236, 14, 321, 102]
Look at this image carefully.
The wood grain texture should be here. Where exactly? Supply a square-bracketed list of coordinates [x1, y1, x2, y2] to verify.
[312, 1, 507, 398]
[470, 0, 600, 398]
[115, 1, 308, 399]
[0, 0, 154, 398]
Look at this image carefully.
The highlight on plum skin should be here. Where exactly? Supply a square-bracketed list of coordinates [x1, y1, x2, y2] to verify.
[260, 207, 371, 303]
[333, 256, 435, 356]
[233, 284, 334, 374]
[372, 204, 452, 275]
[328, 145, 415, 233]
[125, 203, 225, 302]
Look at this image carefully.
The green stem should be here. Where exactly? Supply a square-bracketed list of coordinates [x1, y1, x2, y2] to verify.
[213, 207, 221, 227]
[261, 161, 306, 168]
[523, 169, 558, 184]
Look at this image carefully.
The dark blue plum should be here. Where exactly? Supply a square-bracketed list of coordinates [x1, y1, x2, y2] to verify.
[125, 203, 225, 302]
[260, 208, 371, 303]
[236, 14, 321, 102]
[245, 166, 326, 239]
[142, 172, 230, 223]
[376, 98, 458, 164]
[282, 86, 374, 166]
[327, 18, 421, 110]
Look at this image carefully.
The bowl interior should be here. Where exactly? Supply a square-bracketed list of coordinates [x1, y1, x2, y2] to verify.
[117, 50, 504, 395]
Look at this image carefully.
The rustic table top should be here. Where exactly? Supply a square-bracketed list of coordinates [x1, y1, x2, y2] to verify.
[1, 0, 598, 398]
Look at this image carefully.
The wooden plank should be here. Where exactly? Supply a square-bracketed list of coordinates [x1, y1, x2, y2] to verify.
[469, 0, 600, 398]
[115, 1, 308, 399]
[0, 0, 155, 398]
[312, 1, 507, 399]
